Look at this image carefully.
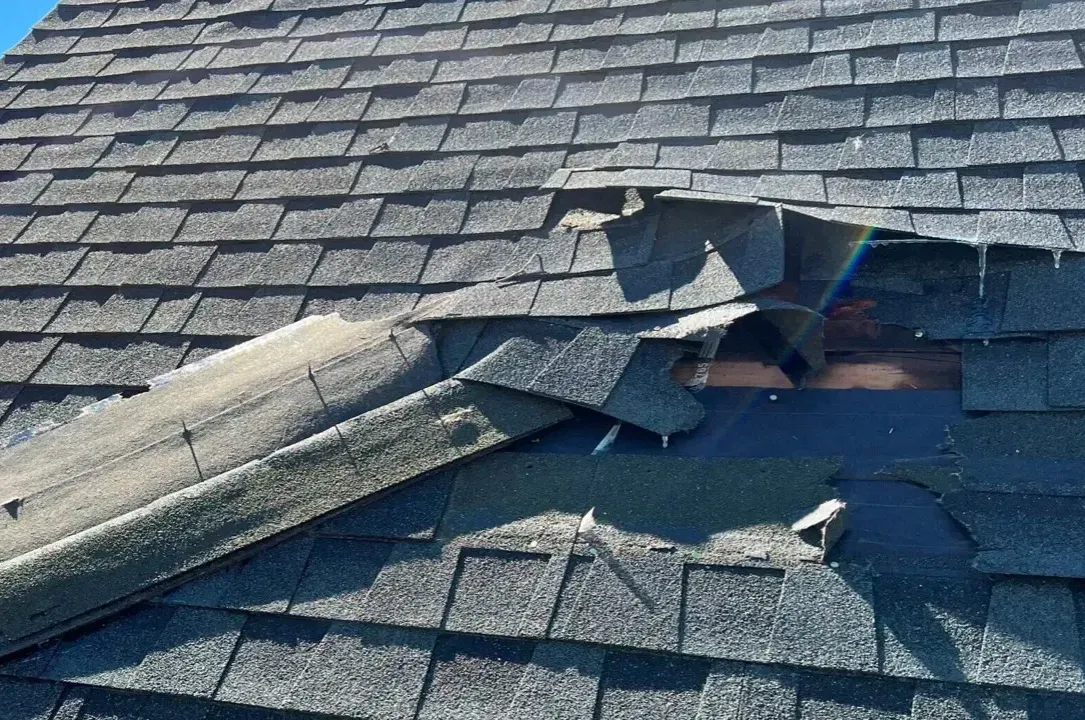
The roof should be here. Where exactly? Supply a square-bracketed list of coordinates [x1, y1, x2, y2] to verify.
[6, 0, 1085, 717]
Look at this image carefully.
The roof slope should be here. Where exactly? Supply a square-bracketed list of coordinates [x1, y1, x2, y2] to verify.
[10, 0, 1085, 717]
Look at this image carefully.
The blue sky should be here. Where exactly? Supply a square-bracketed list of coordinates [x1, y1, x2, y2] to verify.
[1, 0, 59, 53]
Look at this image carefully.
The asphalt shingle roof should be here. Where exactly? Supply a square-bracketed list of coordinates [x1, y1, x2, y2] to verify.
[11, 0, 1085, 716]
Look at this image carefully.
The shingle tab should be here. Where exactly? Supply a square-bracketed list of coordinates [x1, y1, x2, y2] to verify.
[978, 579, 1085, 692]
[767, 567, 878, 673]
[123, 169, 245, 203]
[417, 635, 535, 720]
[236, 160, 360, 200]
[682, 565, 784, 661]
[283, 623, 435, 719]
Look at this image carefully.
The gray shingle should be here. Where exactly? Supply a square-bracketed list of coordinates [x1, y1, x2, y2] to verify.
[504, 642, 602, 719]
[123, 169, 244, 203]
[35, 336, 188, 384]
[12, 54, 112, 83]
[292, 6, 382, 36]
[550, 551, 682, 652]
[753, 56, 812, 93]
[215, 614, 329, 708]
[0, 286, 65, 331]
[15, 209, 99, 244]
[755, 172, 827, 202]
[767, 567, 878, 673]
[96, 133, 177, 168]
[359, 541, 459, 628]
[318, 472, 454, 540]
[681, 565, 784, 661]
[289, 538, 393, 620]
[0, 209, 33, 243]
[7, 83, 93, 110]
[129, 607, 246, 697]
[963, 337, 1050, 411]
[958, 79, 1001, 122]
[700, 28, 762, 61]
[912, 684, 1028, 720]
[896, 42, 953, 82]
[197, 245, 270, 287]
[597, 652, 709, 720]
[177, 96, 280, 132]
[978, 578, 1085, 692]
[353, 239, 428, 283]
[252, 124, 355, 162]
[1005, 35, 1084, 75]
[140, 289, 201, 333]
[1024, 163, 1085, 209]
[0, 107, 90, 140]
[177, 202, 284, 242]
[162, 536, 312, 614]
[73, 23, 203, 55]
[954, 40, 1009, 78]
[628, 102, 710, 140]
[294, 33, 380, 63]
[970, 120, 1062, 165]
[978, 210, 1073, 249]
[0, 244, 86, 285]
[159, 70, 260, 101]
[1049, 332, 1085, 406]
[711, 96, 785, 136]
[275, 197, 382, 239]
[1, 386, 118, 440]
[913, 125, 971, 169]
[1003, 72, 1085, 119]
[876, 574, 989, 682]
[895, 169, 962, 208]
[460, 81, 519, 115]
[960, 168, 1023, 210]
[209, 39, 300, 69]
[236, 161, 360, 200]
[302, 287, 420, 321]
[939, 3, 1019, 40]
[99, 48, 194, 77]
[0, 141, 33, 173]
[283, 623, 435, 720]
[251, 61, 352, 95]
[417, 635, 535, 720]
[838, 128, 914, 169]
[183, 289, 304, 335]
[776, 88, 865, 131]
[198, 12, 298, 43]
[80, 102, 190, 136]
[164, 129, 263, 166]
[371, 194, 467, 236]
[461, 192, 553, 234]
[604, 35, 677, 69]
[0, 677, 61, 719]
[45, 605, 174, 688]
[864, 82, 953, 127]
[36, 170, 134, 205]
[20, 137, 111, 171]
[0, 335, 60, 383]
[852, 47, 899, 85]
[0, 172, 51, 204]
[444, 548, 551, 635]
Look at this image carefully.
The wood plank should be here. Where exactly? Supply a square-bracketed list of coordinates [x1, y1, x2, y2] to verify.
[673, 351, 960, 391]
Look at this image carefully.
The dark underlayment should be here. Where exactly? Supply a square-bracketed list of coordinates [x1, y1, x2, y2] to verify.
[6, 0, 1085, 718]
